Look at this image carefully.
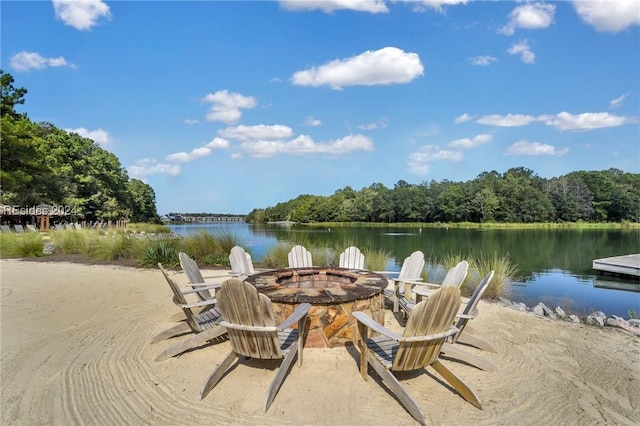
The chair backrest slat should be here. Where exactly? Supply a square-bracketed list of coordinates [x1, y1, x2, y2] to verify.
[229, 246, 255, 278]
[158, 263, 200, 332]
[339, 246, 365, 269]
[394, 286, 461, 371]
[452, 271, 494, 342]
[398, 251, 425, 281]
[179, 252, 213, 300]
[218, 279, 282, 359]
[288, 245, 313, 268]
[441, 260, 469, 288]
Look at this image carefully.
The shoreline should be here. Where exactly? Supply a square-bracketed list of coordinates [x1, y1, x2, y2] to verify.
[1, 259, 639, 425]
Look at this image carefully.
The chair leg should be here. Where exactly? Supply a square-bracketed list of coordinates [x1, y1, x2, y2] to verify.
[264, 346, 299, 413]
[366, 351, 427, 426]
[440, 343, 499, 372]
[200, 351, 238, 399]
[150, 322, 192, 344]
[456, 332, 497, 353]
[431, 359, 482, 409]
[155, 326, 227, 362]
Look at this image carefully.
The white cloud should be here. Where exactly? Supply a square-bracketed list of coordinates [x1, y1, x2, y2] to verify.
[544, 111, 638, 131]
[609, 93, 629, 109]
[571, 0, 640, 33]
[10, 51, 76, 72]
[52, 0, 111, 31]
[406, 1, 469, 13]
[407, 144, 463, 176]
[506, 141, 569, 156]
[65, 127, 109, 146]
[305, 116, 322, 126]
[476, 113, 539, 127]
[218, 124, 294, 141]
[454, 113, 473, 123]
[239, 134, 373, 158]
[507, 40, 535, 64]
[500, 2, 556, 35]
[468, 55, 498, 66]
[205, 137, 230, 149]
[449, 133, 492, 149]
[279, 0, 389, 13]
[203, 90, 257, 123]
[128, 158, 181, 178]
[291, 47, 424, 90]
[183, 119, 199, 125]
[357, 119, 388, 130]
[165, 138, 230, 163]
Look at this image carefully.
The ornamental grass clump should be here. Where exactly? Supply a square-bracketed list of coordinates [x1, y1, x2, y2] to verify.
[0, 232, 44, 258]
[138, 238, 180, 268]
[469, 251, 519, 299]
[260, 243, 292, 269]
[363, 247, 393, 272]
[88, 233, 133, 261]
[50, 229, 90, 255]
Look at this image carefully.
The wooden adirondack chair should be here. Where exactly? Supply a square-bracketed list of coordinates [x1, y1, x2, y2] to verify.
[444, 271, 497, 352]
[179, 252, 227, 301]
[229, 245, 256, 279]
[398, 260, 469, 315]
[152, 264, 227, 361]
[287, 244, 313, 268]
[200, 279, 311, 412]
[339, 246, 365, 269]
[379, 251, 425, 313]
[353, 286, 481, 426]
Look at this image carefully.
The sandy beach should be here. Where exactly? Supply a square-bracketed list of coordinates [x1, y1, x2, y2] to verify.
[1, 259, 638, 425]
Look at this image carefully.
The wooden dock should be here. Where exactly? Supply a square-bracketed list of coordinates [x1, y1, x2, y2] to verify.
[592, 254, 640, 278]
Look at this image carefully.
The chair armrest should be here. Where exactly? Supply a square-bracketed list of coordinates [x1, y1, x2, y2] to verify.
[399, 326, 459, 343]
[181, 284, 221, 295]
[392, 277, 423, 284]
[185, 281, 223, 288]
[352, 311, 402, 341]
[456, 313, 475, 319]
[278, 302, 312, 330]
[182, 298, 217, 309]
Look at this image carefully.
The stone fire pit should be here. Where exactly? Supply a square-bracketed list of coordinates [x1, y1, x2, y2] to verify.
[245, 267, 388, 348]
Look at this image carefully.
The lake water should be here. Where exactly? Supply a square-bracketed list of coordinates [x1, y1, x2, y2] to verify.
[168, 223, 640, 318]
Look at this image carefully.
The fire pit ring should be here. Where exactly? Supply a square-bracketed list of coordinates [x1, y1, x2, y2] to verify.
[245, 267, 389, 348]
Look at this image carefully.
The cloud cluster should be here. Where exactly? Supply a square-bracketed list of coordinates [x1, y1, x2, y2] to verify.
[52, 0, 111, 30]
[475, 111, 637, 131]
[506, 141, 569, 157]
[408, 133, 491, 175]
[65, 127, 110, 146]
[500, 2, 556, 35]
[279, 0, 389, 13]
[291, 47, 423, 90]
[507, 40, 535, 64]
[571, 0, 640, 33]
[203, 90, 257, 124]
[10, 51, 76, 72]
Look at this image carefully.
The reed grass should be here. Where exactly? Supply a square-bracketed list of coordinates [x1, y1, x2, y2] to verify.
[88, 233, 133, 261]
[50, 229, 90, 255]
[137, 238, 181, 268]
[126, 223, 172, 233]
[260, 243, 292, 268]
[469, 251, 520, 299]
[363, 247, 393, 272]
[0, 232, 45, 258]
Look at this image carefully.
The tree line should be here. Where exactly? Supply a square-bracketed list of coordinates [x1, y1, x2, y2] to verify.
[1, 70, 158, 223]
[247, 167, 640, 224]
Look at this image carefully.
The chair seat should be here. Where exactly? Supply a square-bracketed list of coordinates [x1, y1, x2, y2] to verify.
[367, 335, 398, 368]
[196, 306, 223, 330]
[277, 328, 298, 354]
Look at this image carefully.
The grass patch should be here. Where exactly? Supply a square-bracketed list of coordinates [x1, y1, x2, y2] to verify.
[137, 238, 181, 268]
[88, 233, 133, 261]
[126, 223, 172, 233]
[363, 247, 393, 272]
[469, 251, 520, 299]
[49, 229, 90, 255]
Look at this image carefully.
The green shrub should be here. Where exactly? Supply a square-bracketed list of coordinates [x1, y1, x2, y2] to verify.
[137, 238, 180, 267]
[260, 243, 292, 268]
[127, 223, 172, 233]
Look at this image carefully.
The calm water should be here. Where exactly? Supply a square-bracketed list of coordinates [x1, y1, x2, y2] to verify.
[168, 223, 640, 318]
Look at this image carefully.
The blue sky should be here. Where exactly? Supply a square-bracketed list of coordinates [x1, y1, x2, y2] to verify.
[2, 1, 639, 215]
